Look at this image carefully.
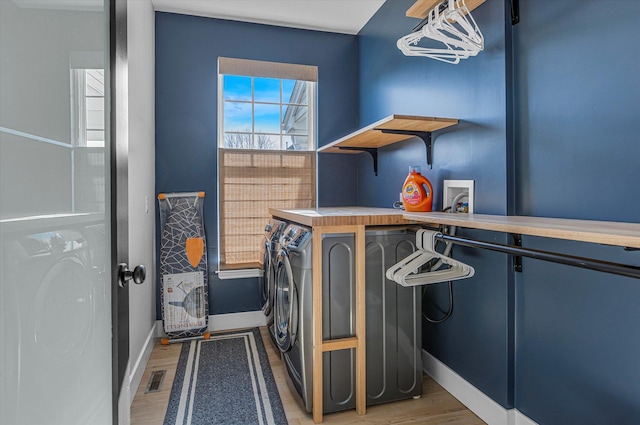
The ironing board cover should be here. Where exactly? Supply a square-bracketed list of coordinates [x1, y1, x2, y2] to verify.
[158, 193, 209, 339]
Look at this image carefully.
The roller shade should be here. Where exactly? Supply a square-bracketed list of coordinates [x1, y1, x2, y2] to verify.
[218, 148, 316, 269]
[218, 57, 318, 82]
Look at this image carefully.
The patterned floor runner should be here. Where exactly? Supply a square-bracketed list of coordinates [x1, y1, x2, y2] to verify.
[163, 328, 287, 425]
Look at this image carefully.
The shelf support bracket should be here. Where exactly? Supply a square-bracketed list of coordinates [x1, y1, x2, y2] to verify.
[511, 0, 520, 25]
[377, 129, 433, 168]
[337, 147, 379, 176]
[512, 233, 523, 272]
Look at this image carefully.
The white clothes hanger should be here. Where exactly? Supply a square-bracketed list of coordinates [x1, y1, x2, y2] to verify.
[397, 31, 467, 64]
[397, 0, 484, 64]
[435, 0, 483, 51]
[386, 229, 475, 287]
[422, 5, 472, 52]
[397, 7, 469, 64]
[423, 0, 482, 59]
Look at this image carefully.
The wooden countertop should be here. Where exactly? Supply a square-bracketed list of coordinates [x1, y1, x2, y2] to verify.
[403, 212, 640, 249]
[270, 207, 640, 249]
[269, 207, 411, 227]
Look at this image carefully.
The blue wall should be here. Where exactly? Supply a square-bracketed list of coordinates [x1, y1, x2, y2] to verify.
[357, 0, 514, 407]
[357, 0, 509, 214]
[513, 1, 640, 423]
[357, 0, 640, 422]
[155, 12, 359, 314]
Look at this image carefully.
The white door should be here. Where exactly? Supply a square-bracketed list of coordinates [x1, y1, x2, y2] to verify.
[0, 0, 131, 423]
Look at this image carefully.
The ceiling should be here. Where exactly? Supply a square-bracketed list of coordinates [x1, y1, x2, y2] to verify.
[151, 0, 387, 35]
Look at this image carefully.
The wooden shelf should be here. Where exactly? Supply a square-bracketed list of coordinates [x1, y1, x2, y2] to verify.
[317, 115, 458, 174]
[406, 0, 486, 19]
[402, 212, 640, 249]
[318, 115, 457, 154]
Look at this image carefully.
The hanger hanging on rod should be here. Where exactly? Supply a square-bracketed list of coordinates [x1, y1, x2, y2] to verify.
[397, 0, 484, 64]
[386, 229, 475, 287]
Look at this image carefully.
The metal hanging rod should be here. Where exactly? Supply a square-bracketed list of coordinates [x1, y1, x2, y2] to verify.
[435, 233, 640, 280]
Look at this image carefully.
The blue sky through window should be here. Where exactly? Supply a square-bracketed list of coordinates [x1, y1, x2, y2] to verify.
[223, 75, 251, 101]
[254, 77, 280, 102]
[224, 101, 251, 132]
[222, 74, 310, 150]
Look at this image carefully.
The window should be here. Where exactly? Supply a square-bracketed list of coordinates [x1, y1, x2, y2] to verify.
[219, 57, 316, 152]
[70, 53, 106, 213]
[71, 68, 105, 148]
[222, 76, 311, 151]
[217, 58, 318, 272]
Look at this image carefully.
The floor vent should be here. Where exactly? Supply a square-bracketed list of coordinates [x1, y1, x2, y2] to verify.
[145, 370, 166, 394]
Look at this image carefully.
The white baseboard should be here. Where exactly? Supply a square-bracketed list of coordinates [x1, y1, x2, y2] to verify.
[208, 310, 267, 331]
[511, 409, 539, 425]
[156, 310, 267, 337]
[422, 350, 538, 425]
[129, 322, 158, 405]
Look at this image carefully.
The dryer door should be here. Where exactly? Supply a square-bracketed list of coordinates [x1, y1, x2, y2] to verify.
[274, 250, 298, 353]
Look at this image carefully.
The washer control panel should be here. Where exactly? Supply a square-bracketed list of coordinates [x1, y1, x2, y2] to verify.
[281, 224, 311, 249]
[265, 219, 287, 242]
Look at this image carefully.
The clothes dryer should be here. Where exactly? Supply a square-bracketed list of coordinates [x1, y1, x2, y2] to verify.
[274, 225, 422, 414]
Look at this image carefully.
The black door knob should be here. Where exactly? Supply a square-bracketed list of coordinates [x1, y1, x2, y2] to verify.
[118, 263, 146, 288]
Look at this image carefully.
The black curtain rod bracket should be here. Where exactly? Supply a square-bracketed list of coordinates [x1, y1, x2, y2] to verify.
[511, 233, 523, 272]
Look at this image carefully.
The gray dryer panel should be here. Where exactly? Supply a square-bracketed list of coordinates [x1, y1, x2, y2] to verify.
[321, 233, 357, 413]
[287, 232, 356, 414]
[290, 228, 422, 414]
[321, 229, 422, 412]
[365, 228, 422, 404]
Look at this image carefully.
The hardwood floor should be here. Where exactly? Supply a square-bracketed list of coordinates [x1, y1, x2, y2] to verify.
[130, 340, 182, 425]
[130, 327, 485, 425]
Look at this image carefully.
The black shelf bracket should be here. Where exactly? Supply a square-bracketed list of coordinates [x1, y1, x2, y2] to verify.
[511, 0, 520, 25]
[377, 129, 434, 168]
[337, 146, 379, 176]
[511, 233, 523, 272]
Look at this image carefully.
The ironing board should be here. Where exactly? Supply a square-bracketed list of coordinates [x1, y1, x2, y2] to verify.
[158, 192, 210, 344]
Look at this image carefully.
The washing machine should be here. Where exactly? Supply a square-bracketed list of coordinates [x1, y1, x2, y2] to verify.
[1, 215, 109, 424]
[274, 224, 422, 414]
[260, 218, 287, 350]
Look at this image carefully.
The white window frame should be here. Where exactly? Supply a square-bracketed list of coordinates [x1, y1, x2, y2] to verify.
[217, 57, 317, 153]
[216, 58, 318, 279]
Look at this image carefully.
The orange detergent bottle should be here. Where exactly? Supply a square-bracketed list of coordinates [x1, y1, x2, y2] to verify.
[401, 166, 433, 212]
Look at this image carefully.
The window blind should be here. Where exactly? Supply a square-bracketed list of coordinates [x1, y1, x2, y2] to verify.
[218, 148, 316, 269]
[218, 57, 318, 82]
